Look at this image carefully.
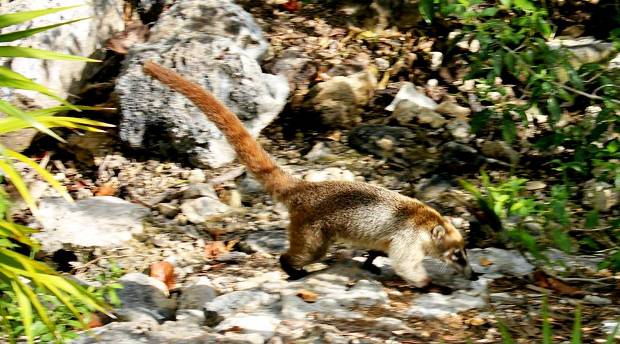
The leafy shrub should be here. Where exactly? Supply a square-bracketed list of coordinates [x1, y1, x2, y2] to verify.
[419, 0, 620, 269]
[0, 6, 115, 343]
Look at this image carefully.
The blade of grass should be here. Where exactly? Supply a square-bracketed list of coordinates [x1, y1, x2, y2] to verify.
[605, 319, 620, 344]
[1, 248, 57, 275]
[0, 17, 89, 42]
[542, 295, 552, 344]
[49, 116, 115, 127]
[26, 105, 114, 116]
[0, 159, 37, 214]
[4, 148, 72, 203]
[11, 279, 34, 344]
[15, 278, 60, 343]
[0, 6, 82, 29]
[0, 76, 71, 106]
[0, 46, 99, 62]
[0, 100, 64, 141]
[571, 304, 582, 344]
[44, 274, 111, 315]
[0, 301, 17, 344]
[0, 221, 38, 247]
[496, 317, 515, 344]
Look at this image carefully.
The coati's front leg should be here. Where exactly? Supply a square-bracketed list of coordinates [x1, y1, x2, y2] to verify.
[362, 250, 386, 275]
[280, 223, 331, 280]
[388, 240, 430, 288]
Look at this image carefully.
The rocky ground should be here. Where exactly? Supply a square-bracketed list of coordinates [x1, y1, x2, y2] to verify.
[3, 0, 619, 343]
[23, 124, 619, 343]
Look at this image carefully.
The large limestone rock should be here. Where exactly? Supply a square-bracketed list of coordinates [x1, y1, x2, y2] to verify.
[33, 196, 150, 252]
[0, 0, 124, 151]
[0, 0, 124, 105]
[116, 0, 289, 168]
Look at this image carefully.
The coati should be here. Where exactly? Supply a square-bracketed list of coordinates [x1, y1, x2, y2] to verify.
[142, 61, 474, 287]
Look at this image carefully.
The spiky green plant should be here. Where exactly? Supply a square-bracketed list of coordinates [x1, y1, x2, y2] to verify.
[0, 5, 115, 343]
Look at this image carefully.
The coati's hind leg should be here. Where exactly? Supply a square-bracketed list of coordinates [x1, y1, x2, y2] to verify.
[362, 250, 386, 275]
[280, 223, 331, 280]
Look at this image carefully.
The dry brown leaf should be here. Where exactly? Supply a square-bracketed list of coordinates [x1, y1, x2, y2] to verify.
[281, 0, 301, 12]
[225, 238, 240, 251]
[533, 270, 586, 297]
[220, 325, 243, 334]
[95, 182, 117, 196]
[479, 257, 493, 267]
[296, 289, 318, 303]
[326, 130, 342, 142]
[204, 241, 228, 259]
[150, 261, 175, 290]
[469, 317, 486, 326]
[84, 313, 104, 329]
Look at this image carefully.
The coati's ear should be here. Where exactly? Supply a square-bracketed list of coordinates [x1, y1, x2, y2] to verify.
[431, 225, 446, 241]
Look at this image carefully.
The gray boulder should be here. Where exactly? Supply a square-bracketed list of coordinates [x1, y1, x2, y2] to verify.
[117, 273, 177, 323]
[0, 0, 124, 151]
[33, 196, 150, 252]
[71, 321, 212, 344]
[116, 0, 289, 168]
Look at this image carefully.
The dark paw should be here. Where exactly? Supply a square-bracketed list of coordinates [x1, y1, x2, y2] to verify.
[286, 269, 309, 280]
[279, 256, 308, 280]
[362, 262, 382, 275]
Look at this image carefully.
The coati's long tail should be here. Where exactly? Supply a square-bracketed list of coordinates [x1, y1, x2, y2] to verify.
[142, 61, 298, 199]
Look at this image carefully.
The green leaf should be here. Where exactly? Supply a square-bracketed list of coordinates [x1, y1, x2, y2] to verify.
[419, 0, 435, 24]
[16, 278, 59, 343]
[585, 210, 599, 229]
[0, 17, 89, 42]
[11, 280, 34, 344]
[557, 88, 574, 103]
[607, 140, 619, 153]
[480, 7, 498, 17]
[470, 109, 494, 133]
[500, 0, 512, 8]
[0, 69, 72, 107]
[513, 0, 536, 11]
[0, 100, 64, 142]
[552, 229, 573, 252]
[537, 16, 552, 38]
[546, 97, 561, 124]
[0, 6, 81, 29]
[496, 317, 515, 344]
[493, 51, 503, 76]
[502, 112, 517, 144]
[503, 52, 516, 72]
[571, 304, 581, 344]
[0, 157, 37, 214]
[568, 69, 584, 90]
[4, 148, 72, 203]
[0, 46, 99, 62]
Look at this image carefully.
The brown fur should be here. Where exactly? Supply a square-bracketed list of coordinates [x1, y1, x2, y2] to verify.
[142, 61, 473, 286]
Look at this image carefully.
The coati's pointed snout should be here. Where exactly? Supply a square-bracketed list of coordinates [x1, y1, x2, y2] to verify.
[444, 248, 476, 280]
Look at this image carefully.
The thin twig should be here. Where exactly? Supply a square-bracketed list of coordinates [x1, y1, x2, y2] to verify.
[592, 84, 620, 97]
[555, 276, 619, 284]
[72, 253, 149, 273]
